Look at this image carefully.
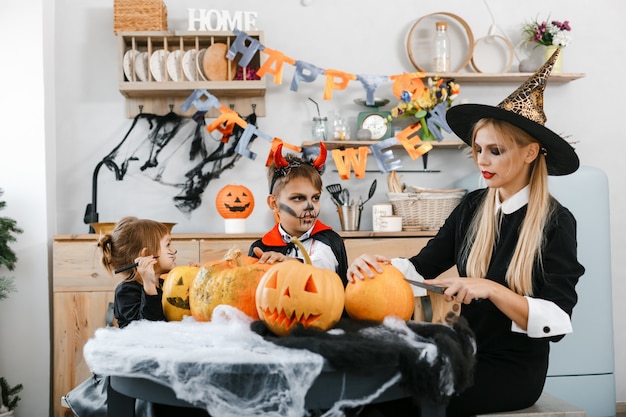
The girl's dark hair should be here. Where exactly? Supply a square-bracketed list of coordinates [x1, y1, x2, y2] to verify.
[100, 217, 169, 280]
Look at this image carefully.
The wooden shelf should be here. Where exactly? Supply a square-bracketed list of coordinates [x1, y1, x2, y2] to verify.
[302, 139, 467, 150]
[117, 31, 266, 118]
[422, 72, 585, 82]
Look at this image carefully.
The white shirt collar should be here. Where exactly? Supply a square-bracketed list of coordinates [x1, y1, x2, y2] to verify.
[495, 185, 530, 214]
[279, 223, 313, 243]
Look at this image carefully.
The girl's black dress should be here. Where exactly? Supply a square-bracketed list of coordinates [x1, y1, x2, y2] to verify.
[409, 189, 585, 416]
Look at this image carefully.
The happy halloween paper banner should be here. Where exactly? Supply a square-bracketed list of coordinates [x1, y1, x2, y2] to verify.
[182, 89, 446, 179]
[180, 29, 458, 179]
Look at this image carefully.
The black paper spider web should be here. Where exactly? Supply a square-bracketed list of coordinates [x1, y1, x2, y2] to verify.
[84, 109, 258, 228]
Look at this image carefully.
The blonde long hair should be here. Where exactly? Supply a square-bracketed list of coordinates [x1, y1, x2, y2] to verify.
[463, 119, 555, 295]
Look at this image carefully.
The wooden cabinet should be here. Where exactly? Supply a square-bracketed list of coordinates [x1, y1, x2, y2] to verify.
[117, 31, 266, 118]
[52, 231, 443, 417]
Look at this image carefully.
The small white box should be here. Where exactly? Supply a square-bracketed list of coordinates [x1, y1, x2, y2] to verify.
[372, 204, 393, 231]
[378, 216, 403, 232]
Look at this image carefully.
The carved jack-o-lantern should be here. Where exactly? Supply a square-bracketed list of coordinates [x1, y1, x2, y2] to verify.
[161, 265, 200, 321]
[255, 239, 345, 336]
[215, 184, 255, 219]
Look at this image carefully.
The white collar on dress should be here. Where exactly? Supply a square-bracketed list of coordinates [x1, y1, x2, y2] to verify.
[494, 185, 530, 214]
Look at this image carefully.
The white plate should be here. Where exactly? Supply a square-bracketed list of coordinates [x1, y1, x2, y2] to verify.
[150, 49, 168, 82]
[182, 49, 198, 81]
[122, 49, 137, 81]
[134, 52, 149, 82]
[167, 50, 184, 82]
[195, 48, 208, 81]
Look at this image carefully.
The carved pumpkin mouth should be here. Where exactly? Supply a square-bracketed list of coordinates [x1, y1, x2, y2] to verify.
[259, 307, 321, 330]
[224, 202, 251, 212]
[165, 297, 190, 310]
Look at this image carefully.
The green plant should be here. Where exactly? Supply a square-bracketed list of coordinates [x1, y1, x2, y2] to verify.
[0, 188, 22, 301]
[0, 377, 23, 411]
[0, 189, 24, 412]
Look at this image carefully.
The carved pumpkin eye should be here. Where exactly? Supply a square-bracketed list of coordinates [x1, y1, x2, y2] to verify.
[304, 276, 318, 293]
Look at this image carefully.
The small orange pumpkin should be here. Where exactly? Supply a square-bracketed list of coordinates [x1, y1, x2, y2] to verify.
[215, 184, 255, 219]
[189, 247, 271, 321]
[161, 265, 199, 321]
[344, 262, 414, 322]
[256, 238, 345, 336]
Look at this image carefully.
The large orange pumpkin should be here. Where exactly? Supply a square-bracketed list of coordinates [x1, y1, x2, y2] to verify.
[255, 238, 345, 337]
[161, 265, 199, 321]
[344, 262, 414, 322]
[215, 184, 255, 219]
[189, 247, 271, 321]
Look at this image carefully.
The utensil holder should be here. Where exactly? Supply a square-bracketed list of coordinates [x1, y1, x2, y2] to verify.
[337, 205, 362, 231]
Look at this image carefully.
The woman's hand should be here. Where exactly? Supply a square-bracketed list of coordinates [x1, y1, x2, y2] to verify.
[253, 247, 292, 264]
[423, 277, 496, 304]
[136, 255, 159, 295]
[347, 254, 390, 282]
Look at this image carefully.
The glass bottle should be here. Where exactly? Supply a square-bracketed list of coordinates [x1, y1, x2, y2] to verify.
[332, 112, 351, 141]
[312, 116, 328, 141]
[433, 21, 450, 72]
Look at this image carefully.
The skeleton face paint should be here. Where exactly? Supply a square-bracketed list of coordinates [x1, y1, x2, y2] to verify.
[273, 178, 322, 238]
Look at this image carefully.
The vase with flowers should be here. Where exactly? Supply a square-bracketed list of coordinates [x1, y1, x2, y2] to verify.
[388, 76, 460, 142]
[521, 17, 572, 73]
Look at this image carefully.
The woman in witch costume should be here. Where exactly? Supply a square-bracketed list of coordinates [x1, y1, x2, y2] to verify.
[249, 142, 349, 286]
[347, 48, 585, 416]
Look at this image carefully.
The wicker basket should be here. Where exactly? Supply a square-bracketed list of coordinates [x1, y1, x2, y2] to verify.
[388, 188, 466, 230]
[113, 0, 168, 34]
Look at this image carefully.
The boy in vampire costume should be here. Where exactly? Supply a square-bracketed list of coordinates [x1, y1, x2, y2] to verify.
[249, 142, 349, 286]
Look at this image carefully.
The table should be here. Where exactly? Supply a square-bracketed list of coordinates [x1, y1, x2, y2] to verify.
[84, 306, 473, 417]
[107, 363, 446, 417]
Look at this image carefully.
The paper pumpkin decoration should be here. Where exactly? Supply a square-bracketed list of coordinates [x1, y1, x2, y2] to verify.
[189, 247, 272, 321]
[215, 184, 255, 219]
[344, 262, 414, 322]
[161, 265, 200, 322]
[255, 238, 345, 336]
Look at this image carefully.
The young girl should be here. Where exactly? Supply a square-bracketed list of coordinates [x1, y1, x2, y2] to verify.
[249, 143, 349, 285]
[347, 49, 585, 416]
[100, 216, 178, 329]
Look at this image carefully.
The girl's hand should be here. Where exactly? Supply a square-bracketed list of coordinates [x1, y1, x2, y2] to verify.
[253, 247, 292, 264]
[136, 255, 159, 295]
[347, 254, 390, 282]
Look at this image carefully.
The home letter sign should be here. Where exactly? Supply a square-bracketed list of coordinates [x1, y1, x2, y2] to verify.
[188, 9, 258, 31]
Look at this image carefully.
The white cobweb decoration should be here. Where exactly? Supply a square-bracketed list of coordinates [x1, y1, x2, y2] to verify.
[84, 305, 325, 417]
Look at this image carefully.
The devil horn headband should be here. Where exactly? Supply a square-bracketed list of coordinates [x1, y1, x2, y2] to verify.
[269, 142, 327, 193]
[273, 142, 327, 171]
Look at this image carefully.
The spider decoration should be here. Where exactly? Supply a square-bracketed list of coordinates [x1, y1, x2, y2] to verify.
[83, 108, 258, 230]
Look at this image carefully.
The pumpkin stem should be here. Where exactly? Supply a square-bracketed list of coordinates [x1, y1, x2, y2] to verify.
[223, 246, 244, 267]
[290, 237, 312, 265]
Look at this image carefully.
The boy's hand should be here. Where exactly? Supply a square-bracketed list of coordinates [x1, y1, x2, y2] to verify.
[253, 247, 290, 264]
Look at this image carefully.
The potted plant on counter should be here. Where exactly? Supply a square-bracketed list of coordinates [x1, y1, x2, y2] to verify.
[0, 188, 23, 415]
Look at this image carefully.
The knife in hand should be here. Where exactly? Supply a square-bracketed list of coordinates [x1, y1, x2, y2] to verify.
[404, 278, 447, 294]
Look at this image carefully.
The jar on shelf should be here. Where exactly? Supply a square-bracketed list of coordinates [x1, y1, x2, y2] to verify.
[312, 116, 329, 141]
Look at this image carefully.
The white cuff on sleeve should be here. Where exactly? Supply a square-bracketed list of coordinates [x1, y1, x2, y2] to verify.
[511, 297, 573, 338]
[390, 258, 427, 297]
